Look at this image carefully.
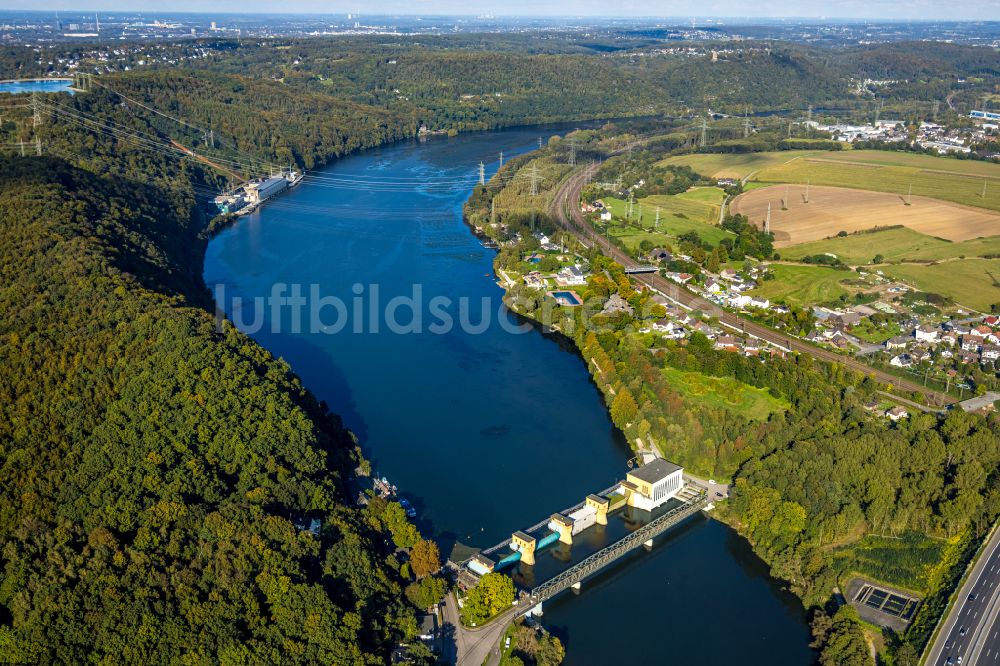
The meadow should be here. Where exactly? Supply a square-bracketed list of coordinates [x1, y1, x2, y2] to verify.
[879, 259, 1000, 312]
[780, 227, 1000, 265]
[748, 263, 853, 307]
[661, 366, 788, 421]
[754, 153, 1000, 212]
[602, 191, 732, 247]
[662, 150, 1000, 212]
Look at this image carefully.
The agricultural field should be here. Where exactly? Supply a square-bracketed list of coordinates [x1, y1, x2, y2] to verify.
[730, 184, 1000, 246]
[780, 227, 1000, 265]
[878, 259, 1000, 312]
[658, 151, 826, 180]
[753, 153, 1000, 213]
[748, 263, 853, 307]
[662, 366, 788, 421]
[664, 149, 1000, 211]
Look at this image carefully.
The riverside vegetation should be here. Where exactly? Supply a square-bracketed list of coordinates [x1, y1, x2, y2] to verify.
[465, 130, 1000, 665]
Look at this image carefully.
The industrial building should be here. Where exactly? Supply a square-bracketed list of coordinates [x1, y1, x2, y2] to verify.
[246, 176, 289, 204]
[214, 171, 301, 215]
[621, 458, 684, 511]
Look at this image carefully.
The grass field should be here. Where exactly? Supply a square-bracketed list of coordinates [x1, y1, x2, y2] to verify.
[658, 151, 826, 180]
[662, 366, 788, 421]
[603, 194, 732, 245]
[492, 155, 574, 215]
[878, 259, 1000, 311]
[754, 153, 1000, 213]
[833, 533, 946, 594]
[731, 184, 1000, 246]
[663, 150, 1000, 212]
[675, 186, 727, 205]
[748, 263, 853, 307]
[780, 227, 1000, 265]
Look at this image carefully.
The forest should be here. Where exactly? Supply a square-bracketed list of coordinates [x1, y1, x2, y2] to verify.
[0, 73, 447, 660]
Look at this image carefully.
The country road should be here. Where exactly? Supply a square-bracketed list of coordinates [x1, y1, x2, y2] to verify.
[547, 163, 955, 406]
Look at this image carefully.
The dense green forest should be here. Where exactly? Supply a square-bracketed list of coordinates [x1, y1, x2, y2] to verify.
[0, 155, 436, 663]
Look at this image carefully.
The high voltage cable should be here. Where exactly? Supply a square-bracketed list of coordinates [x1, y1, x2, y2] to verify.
[91, 79, 207, 133]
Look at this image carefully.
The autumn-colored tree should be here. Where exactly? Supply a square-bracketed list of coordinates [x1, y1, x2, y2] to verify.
[410, 538, 441, 578]
[610, 388, 639, 428]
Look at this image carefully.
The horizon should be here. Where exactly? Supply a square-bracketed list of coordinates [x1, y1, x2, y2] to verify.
[1, 3, 998, 22]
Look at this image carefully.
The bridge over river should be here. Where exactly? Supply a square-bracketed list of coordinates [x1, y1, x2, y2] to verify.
[445, 460, 709, 665]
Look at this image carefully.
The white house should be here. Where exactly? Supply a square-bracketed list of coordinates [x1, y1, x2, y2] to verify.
[890, 353, 913, 368]
[557, 264, 587, 286]
[914, 325, 940, 343]
[886, 406, 909, 422]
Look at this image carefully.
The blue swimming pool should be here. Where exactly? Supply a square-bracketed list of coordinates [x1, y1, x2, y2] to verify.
[0, 79, 74, 95]
[551, 290, 582, 306]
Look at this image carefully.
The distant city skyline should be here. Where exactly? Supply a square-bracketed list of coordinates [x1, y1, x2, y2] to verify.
[0, 1, 997, 21]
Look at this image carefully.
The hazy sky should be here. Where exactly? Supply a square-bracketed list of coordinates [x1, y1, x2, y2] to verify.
[2, 0, 997, 21]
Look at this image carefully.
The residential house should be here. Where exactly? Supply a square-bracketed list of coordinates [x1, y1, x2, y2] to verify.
[890, 353, 914, 368]
[886, 406, 909, 421]
[715, 335, 740, 352]
[833, 312, 862, 329]
[557, 264, 587, 286]
[884, 336, 909, 351]
[647, 248, 672, 263]
[523, 271, 545, 289]
[962, 335, 985, 352]
[914, 325, 939, 343]
[983, 345, 1000, 362]
[720, 268, 740, 281]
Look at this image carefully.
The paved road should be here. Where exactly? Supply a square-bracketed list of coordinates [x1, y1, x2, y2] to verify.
[442, 591, 524, 665]
[547, 164, 955, 407]
[926, 523, 1000, 666]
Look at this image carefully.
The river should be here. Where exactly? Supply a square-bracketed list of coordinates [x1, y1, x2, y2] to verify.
[203, 125, 815, 664]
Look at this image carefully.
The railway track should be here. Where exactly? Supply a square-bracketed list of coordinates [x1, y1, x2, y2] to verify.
[547, 164, 955, 407]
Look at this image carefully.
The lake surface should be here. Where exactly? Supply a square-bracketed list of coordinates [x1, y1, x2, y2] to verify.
[204, 126, 815, 664]
[0, 79, 73, 94]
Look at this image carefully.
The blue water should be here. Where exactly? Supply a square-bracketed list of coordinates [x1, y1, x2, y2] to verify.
[0, 79, 73, 95]
[203, 126, 815, 665]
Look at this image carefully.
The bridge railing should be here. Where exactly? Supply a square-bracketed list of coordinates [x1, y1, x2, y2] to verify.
[528, 493, 708, 603]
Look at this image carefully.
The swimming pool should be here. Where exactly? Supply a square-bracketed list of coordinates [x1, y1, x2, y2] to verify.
[550, 290, 582, 306]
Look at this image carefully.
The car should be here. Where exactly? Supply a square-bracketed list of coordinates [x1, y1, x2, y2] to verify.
[504, 637, 511, 650]
[969, 593, 978, 601]
[945, 658, 954, 665]
[716, 491, 724, 497]
[708, 479, 716, 485]
[960, 626, 968, 636]
[958, 656, 963, 664]
[946, 641, 955, 649]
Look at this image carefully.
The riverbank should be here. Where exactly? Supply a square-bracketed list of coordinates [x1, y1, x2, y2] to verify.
[205, 125, 816, 665]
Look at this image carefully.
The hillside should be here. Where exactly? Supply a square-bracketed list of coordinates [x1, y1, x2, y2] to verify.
[0, 159, 417, 663]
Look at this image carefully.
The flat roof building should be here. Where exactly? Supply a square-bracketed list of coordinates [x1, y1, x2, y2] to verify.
[625, 458, 683, 511]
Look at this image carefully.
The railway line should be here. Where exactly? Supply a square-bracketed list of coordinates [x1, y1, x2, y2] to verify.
[547, 163, 956, 407]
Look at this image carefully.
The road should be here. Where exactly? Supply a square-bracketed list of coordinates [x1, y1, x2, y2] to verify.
[442, 590, 524, 665]
[547, 164, 955, 407]
[925, 523, 1000, 666]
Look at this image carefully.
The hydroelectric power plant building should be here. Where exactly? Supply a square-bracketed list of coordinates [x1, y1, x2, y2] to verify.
[214, 172, 299, 215]
[466, 458, 686, 575]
